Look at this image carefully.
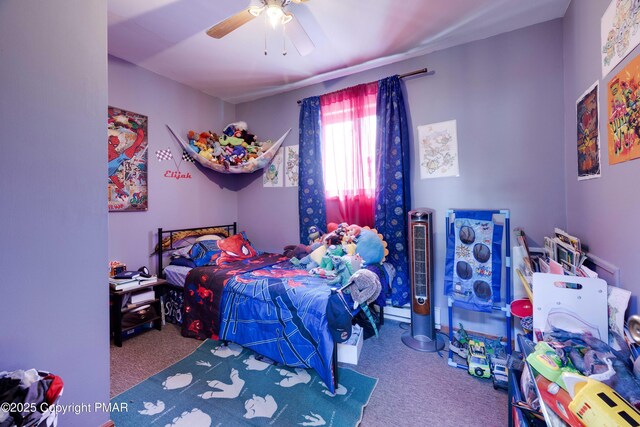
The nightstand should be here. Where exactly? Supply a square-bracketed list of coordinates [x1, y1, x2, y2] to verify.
[110, 278, 166, 347]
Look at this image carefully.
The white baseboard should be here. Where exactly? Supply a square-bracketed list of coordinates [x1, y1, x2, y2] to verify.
[383, 305, 410, 322]
[383, 304, 442, 330]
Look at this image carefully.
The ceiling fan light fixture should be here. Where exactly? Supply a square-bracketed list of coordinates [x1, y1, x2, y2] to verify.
[266, 4, 285, 28]
[248, 5, 265, 17]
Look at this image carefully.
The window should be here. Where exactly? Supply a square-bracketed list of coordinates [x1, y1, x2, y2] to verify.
[320, 82, 378, 227]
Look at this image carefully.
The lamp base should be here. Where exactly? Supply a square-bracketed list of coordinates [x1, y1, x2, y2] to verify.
[401, 331, 446, 352]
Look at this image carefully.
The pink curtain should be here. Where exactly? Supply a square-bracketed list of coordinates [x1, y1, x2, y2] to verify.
[320, 82, 378, 227]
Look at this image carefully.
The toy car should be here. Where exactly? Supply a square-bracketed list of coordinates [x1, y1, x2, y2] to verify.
[450, 323, 470, 358]
[467, 339, 490, 378]
[491, 357, 508, 390]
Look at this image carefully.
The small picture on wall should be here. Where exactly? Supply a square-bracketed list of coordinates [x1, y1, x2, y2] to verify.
[263, 147, 284, 187]
[284, 145, 299, 187]
[576, 81, 601, 180]
[601, 0, 640, 77]
[418, 119, 459, 179]
[108, 107, 148, 211]
[607, 54, 640, 164]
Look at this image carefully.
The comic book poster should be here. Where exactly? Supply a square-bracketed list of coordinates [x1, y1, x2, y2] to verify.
[601, 0, 640, 77]
[418, 120, 459, 179]
[284, 145, 299, 187]
[576, 81, 601, 180]
[108, 107, 148, 211]
[607, 54, 640, 164]
[263, 147, 284, 187]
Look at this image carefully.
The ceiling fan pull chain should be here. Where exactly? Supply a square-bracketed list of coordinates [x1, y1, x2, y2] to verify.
[282, 23, 287, 56]
[264, 15, 268, 55]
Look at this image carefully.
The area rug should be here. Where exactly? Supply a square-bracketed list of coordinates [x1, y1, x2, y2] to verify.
[110, 339, 377, 426]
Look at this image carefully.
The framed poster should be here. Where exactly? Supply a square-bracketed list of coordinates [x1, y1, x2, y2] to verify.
[284, 145, 299, 187]
[418, 120, 459, 179]
[263, 147, 284, 187]
[601, 0, 640, 77]
[576, 81, 601, 180]
[607, 54, 640, 164]
[108, 107, 148, 211]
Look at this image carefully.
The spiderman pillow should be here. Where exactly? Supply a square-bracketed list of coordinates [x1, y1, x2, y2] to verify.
[189, 232, 257, 267]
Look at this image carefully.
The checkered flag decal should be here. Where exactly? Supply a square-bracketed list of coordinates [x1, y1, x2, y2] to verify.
[182, 150, 196, 163]
[155, 148, 173, 161]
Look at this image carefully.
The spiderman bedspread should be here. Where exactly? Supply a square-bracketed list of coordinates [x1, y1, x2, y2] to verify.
[181, 253, 338, 392]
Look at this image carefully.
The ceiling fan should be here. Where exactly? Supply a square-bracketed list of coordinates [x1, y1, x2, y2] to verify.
[206, 0, 314, 56]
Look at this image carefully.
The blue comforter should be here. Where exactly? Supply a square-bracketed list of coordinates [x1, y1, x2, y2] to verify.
[182, 253, 338, 392]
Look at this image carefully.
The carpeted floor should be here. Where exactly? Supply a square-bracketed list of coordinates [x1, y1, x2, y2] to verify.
[110, 321, 508, 426]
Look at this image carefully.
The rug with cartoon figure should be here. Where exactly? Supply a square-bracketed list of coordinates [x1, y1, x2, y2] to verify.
[110, 339, 377, 427]
[444, 211, 504, 313]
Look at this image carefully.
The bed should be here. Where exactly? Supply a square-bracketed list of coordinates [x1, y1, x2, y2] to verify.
[155, 224, 374, 393]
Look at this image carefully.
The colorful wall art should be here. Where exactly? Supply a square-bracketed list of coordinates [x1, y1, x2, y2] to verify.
[263, 147, 284, 187]
[601, 0, 640, 77]
[284, 145, 299, 187]
[576, 81, 601, 180]
[108, 107, 148, 211]
[418, 120, 459, 179]
[154, 148, 193, 181]
[607, 54, 640, 164]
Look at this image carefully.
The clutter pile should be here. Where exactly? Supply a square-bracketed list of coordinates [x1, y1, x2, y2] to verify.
[187, 121, 274, 170]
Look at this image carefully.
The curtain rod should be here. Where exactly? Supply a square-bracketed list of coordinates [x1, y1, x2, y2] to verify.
[296, 68, 430, 104]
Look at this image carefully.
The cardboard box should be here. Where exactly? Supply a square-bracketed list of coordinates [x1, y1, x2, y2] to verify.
[337, 324, 363, 365]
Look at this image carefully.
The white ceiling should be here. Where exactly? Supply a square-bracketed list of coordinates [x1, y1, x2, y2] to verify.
[108, 0, 570, 104]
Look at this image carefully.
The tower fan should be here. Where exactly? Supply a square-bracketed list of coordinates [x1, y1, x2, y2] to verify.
[401, 209, 445, 352]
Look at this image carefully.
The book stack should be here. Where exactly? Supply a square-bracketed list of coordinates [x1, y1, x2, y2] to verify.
[109, 272, 158, 291]
[515, 228, 594, 280]
[543, 228, 588, 276]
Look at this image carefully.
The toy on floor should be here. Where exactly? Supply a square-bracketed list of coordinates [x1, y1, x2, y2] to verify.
[467, 339, 491, 378]
[450, 323, 470, 358]
[490, 357, 508, 390]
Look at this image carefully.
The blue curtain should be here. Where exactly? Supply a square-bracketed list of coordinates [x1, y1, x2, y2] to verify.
[298, 97, 327, 244]
[375, 76, 411, 307]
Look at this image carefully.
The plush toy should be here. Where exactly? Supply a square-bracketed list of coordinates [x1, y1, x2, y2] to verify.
[343, 269, 382, 337]
[342, 253, 363, 272]
[291, 244, 327, 270]
[344, 224, 362, 243]
[320, 245, 345, 271]
[344, 242, 357, 255]
[223, 121, 248, 137]
[283, 244, 309, 259]
[194, 138, 208, 152]
[199, 148, 213, 161]
[307, 225, 322, 245]
[212, 141, 223, 158]
[355, 228, 388, 265]
[219, 134, 245, 147]
[240, 129, 257, 145]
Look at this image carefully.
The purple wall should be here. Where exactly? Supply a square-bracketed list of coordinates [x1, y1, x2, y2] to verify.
[563, 1, 640, 314]
[0, 1, 110, 426]
[108, 56, 238, 273]
[236, 20, 566, 334]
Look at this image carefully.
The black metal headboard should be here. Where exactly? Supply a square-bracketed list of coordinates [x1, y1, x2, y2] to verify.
[156, 223, 237, 278]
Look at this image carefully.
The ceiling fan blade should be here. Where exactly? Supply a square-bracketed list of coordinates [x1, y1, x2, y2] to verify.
[206, 8, 255, 39]
[290, 0, 309, 3]
[287, 15, 314, 56]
